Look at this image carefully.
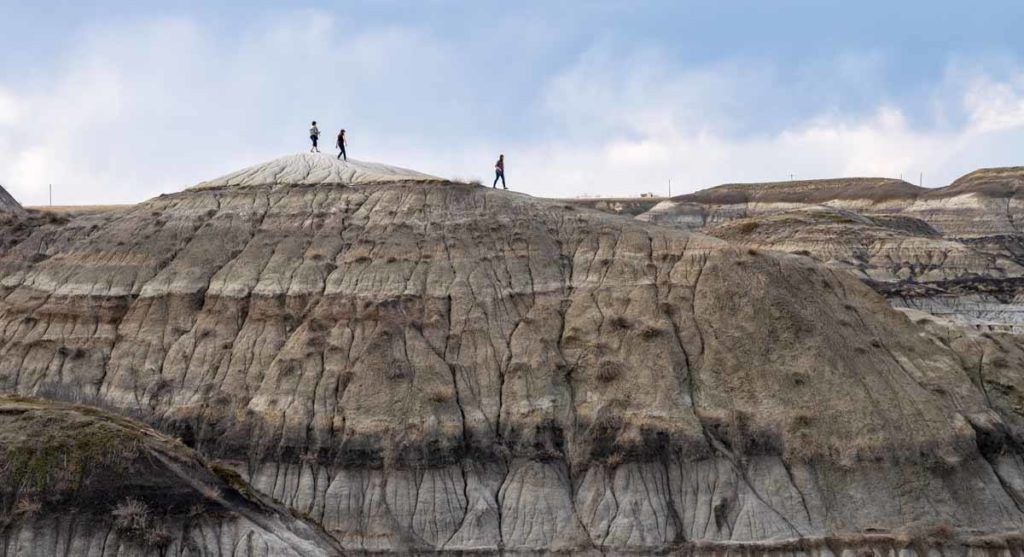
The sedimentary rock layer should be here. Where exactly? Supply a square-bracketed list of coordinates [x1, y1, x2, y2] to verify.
[0, 155, 1022, 552]
[636, 168, 1024, 330]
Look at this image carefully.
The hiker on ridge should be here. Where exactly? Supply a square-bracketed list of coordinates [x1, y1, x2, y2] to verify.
[493, 154, 506, 190]
[309, 121, 321, 153]
[337, 129, 347, 161]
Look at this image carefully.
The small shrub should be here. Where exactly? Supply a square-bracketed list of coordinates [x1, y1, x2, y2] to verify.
[386, 361, 412, 381]
[596, 360, 624, 383]
[306, 335, 326, 351]
[57, 346, 87, 359]
[112, 497, 150, 534]
[427, 386, 454, 404]
[198, 484, 222, 500]
[609, 316, 631, 330]
[640, 325, 663, 339]
[145, 523, 173, 548]
[927, 522, 955, 542]
[736, 221, 759, 234]
[279, 360, 299, 377]
[13, 496, 42, 517]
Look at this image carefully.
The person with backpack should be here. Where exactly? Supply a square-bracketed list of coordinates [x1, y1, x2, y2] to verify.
[336, 129, 347, 161]
[493, 154, 506, 189]
[309, 121, 320, 153]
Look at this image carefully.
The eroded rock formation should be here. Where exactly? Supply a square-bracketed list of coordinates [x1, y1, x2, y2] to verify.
[0, 155, 1023, 553]
[0, 396, 340, 556]
[0, 186, 25, 221]
[638, 169, 1024, 331]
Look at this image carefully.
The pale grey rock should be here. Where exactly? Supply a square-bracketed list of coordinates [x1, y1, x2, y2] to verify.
[0, 158, 1023, 553]
[191, 153, 443, 189]
[0, 185, 24, 218]
[633, 168, 1024, 331]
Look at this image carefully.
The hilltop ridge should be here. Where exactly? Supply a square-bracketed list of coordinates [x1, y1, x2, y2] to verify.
[191, 152, 444, 189]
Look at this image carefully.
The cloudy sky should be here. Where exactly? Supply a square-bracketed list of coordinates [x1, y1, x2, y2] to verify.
[2, 1, 1024, 205]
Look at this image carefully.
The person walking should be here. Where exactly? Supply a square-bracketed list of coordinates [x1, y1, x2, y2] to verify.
[336, 129, 347, 161]
[493, 154, 506, 189]
[309, 121, 321, 153]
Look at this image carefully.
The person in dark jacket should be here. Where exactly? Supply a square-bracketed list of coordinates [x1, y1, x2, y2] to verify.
[337, 129, 347, 161]
[493, 154, 506, 189]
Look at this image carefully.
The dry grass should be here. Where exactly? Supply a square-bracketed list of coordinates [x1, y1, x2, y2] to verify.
[386, 361, 412, 381]
[609, 316, 631, 330]
[13, 496, 41, 517]
[112, 497, 151, 533]
[427, 386, 454, 404]
[596, 360, 624, 383]
[736, 221, 760, 234]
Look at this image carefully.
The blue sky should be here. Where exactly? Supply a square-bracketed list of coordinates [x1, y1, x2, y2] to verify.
[2, 1, 1024, 204]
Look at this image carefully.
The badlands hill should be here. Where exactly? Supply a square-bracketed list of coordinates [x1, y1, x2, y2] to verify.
[1, 155, 1024, 554]
[638, 168, 1024, 331]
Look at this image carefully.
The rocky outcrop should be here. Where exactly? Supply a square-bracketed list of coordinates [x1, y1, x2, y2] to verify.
[1, 155, 1024, 553]
[0, 396, 340, 556]
[561, 196, 663, 217]
[0, 186, 25, 220]
[192, 153, 443, 189]
[638, 169, 1024, 331]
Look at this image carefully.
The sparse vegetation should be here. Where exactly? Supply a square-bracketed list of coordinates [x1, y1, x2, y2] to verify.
[427, 386, 454, 404]
[386, 361, 412, 381]
[640, 324, 664, 339]
[596, 360, 624, 383]
[737, 221, 759, 234]
[112, 497, 151, 534]
[609, 316, 631, 330]
[13, 496, 41, 517]
[111, 497, 173, 548]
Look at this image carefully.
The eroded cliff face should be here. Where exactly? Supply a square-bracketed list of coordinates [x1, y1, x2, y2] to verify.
[637, 169, 1024, 331]
[1, 155, 1023, 553]
[0, 186, 24, 220]
[0, 396, 341, 556]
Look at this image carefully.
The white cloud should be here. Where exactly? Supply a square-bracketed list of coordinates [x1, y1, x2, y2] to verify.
[508, 54, 1024, 196]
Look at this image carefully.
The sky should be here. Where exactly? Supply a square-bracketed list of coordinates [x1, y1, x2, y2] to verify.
[2, 1, 1024, 205]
